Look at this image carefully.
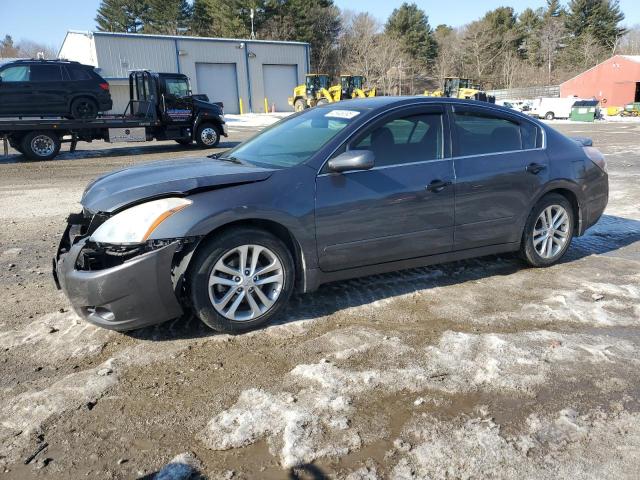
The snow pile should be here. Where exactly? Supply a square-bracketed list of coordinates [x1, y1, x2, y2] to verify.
[519, 275, 640, 327]
[201, 327, 640, 468]
[200, 388, 360, 468]
[391, 408, 640, 479]
[225, 112, 292, 128]
[0, 310, 112, 361]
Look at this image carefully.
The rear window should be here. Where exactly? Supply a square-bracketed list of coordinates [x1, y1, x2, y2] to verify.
[453, 110, 541, 156]
[66, 66, 93, 81]
[30, 64, 63, 82]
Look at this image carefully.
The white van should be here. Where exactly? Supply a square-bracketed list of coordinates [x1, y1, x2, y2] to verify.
[530, 97, 578, 120]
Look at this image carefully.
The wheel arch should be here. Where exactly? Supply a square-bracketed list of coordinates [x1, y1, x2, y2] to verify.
[532, 183, 583, 235]
[188, 218, 307, 294]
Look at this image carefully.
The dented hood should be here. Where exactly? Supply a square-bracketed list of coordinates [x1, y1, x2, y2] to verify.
[81, 157, 274, 213]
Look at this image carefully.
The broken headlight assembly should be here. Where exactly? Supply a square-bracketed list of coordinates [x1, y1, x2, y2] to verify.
[90, 197, 192, 245]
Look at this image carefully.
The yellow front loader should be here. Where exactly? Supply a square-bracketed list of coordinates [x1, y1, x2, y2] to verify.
[288, 74, 333, 111]
[288, 74, 376, 111]
[424, 77, 494, 103]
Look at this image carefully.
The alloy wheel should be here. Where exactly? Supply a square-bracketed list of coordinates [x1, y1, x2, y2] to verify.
[533, 205, 570, 259]
[208, 244, 284, 321]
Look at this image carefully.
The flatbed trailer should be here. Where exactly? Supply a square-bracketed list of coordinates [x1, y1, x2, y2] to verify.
[0, 70, 227, 160]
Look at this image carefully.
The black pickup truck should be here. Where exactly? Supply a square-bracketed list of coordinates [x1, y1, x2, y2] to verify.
[0, 70, 227, 160]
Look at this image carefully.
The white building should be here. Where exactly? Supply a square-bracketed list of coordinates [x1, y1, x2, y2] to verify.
[58, 31, 310, 114]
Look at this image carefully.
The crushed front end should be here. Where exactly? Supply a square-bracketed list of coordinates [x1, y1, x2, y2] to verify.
[53, 210, 195, 331]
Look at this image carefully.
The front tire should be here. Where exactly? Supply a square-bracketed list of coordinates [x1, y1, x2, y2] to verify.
[195, 123, 221, 148]
[521, 194, 574, 267]
[544, 111, 555, 120]
[294, 99, 307, 112]
[188, 228, 295, 333]
[21, 131, 61, 161]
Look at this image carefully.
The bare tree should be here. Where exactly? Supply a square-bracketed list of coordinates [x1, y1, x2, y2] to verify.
[619, 25, 640, 55]
[339, 12, 381, 84]
[538, 17, 565, 84]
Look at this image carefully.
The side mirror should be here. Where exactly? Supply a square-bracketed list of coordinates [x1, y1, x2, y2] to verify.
[327, 150, 374, 173]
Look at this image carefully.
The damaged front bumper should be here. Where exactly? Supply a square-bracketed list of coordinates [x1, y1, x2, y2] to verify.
[53, 219, 186, 331]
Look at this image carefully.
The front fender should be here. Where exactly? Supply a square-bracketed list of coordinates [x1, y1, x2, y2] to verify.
[146, 168, 318, 268]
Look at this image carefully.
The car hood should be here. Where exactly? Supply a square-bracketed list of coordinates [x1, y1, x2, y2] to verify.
[81, 157, 274, 213]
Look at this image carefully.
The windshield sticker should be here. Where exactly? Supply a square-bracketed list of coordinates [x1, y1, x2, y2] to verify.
[324, 110, 361, 119]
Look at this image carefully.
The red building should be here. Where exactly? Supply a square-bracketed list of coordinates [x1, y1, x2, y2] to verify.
[560, 55, 640, 107]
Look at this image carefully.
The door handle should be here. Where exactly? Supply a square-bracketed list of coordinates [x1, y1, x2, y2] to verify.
[426, 179, 452, 192]
[526, 162, 547, 174]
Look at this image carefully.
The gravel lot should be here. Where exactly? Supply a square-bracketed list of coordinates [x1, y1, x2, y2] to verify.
[0, 121, 639, 479]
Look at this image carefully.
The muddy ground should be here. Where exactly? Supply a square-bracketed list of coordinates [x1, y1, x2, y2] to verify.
[0, 121, 639, 479]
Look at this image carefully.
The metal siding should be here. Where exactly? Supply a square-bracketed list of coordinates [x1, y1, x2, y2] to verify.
[95, 35, 177, 78]
[175, 38, 248, 113]
[195, 63, 240, 114]
[245, 42, 307, 112]
[87, 33, 309, 113]
[262, 65, 298, 112]
[106, 81, 130, 114]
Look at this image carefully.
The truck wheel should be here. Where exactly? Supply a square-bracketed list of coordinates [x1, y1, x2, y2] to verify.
[195, 123, 220, 148]
[294, 99, 307, 112]
[188, 227, 295, 333]
[21, 131, 61, 161]
[544, 111, 555, 120]
[70, 98, 99, 119]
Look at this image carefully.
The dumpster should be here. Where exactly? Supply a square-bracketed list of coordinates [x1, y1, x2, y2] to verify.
[570, 100, 599, 122]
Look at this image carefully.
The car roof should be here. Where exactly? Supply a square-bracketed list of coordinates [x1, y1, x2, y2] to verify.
[314, 96, 540, 122]
[5, 59, 87, 66]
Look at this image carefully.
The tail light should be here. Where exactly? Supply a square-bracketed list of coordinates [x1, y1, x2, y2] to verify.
[99, 83, 110, 91]
[583, 146, 607, 173]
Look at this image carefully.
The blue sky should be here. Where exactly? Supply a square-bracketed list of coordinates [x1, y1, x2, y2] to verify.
[2, 0, 639, 50]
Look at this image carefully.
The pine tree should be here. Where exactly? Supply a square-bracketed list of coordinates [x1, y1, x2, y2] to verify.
[189, 0, 249, 38]
[385, 2, 437, 67]
[95, 0, 148, 33]
[144, 0, 192, 35]
[1, 35, 19, 57]
[565, 0, 626, 51]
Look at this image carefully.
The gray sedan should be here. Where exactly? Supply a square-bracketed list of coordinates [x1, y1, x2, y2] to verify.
[54, 97, 609, 333]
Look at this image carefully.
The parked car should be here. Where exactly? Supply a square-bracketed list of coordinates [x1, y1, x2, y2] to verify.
[0, 59, 112, 119]
[529, 97, 578, 120]
[54, 97, 609, 334]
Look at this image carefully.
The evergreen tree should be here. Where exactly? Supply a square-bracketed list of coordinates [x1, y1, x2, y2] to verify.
[190, 0, 250, 38]
[385, 3, 437, 67]
[144, 0, 192, 34]
[95, 0, 148, 33]
[565, 0, 626, 51]
[1, 35, 19, 57]
[544, 0, 563, 18]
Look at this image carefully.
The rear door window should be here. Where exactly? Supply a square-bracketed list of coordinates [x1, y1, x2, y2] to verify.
[30, 64, 63, 82]
[453, 108, 540, 156]
[0, 66, 30, 82]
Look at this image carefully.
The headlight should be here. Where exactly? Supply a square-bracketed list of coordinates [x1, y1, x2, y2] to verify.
[91, 197, 192, 244]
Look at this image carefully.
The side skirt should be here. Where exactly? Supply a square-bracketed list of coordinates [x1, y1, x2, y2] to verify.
[303, 242, 521, 293]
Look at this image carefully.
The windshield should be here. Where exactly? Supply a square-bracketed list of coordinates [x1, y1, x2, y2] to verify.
[224, 107, 365, 168]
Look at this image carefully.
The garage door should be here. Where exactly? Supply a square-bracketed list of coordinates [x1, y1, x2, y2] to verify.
[195, 63, 240, 114]
[262, 64, 298, 112]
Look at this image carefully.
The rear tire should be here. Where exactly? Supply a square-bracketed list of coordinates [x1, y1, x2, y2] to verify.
[521, 193, 574, 267]
[70, 97, 99, 119]
[195, 123, 221, 148]
[544, 111, 555, 120]
[21, 131, 61, 161]
[188, 228, 295, 333]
